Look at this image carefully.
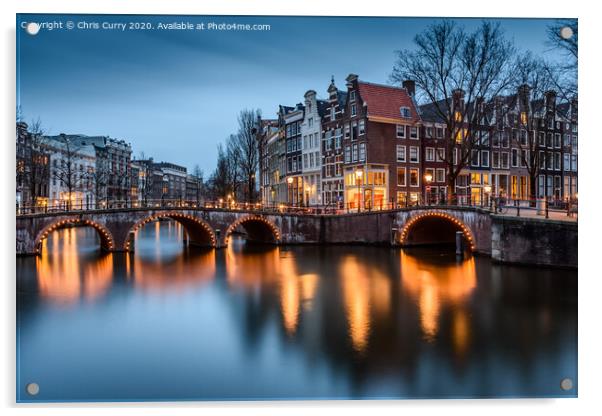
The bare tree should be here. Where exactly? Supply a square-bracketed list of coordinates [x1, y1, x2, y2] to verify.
[18, 118, 50, 208]
[208, 143, 234, 199]
[51, 134, 85, 210]
[229, 109, 261, 202]
[543, 19, 578, 102]
[192, 164, 204, 204]
[511, 52, 559, 203]
[391, 20, 516, 201]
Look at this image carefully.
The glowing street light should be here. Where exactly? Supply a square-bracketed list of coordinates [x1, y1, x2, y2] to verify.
[424, 173, 433, 205]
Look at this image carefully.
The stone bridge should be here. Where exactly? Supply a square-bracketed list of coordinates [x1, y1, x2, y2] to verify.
[15, 206, 493, 256]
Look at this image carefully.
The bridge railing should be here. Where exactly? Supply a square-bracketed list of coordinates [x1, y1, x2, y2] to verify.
[15, 196, 578, 219]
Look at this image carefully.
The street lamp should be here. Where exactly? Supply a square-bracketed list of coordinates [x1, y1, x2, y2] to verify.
[287, 176, 294, 207]
[355, 169, 363, 211]
[424, 173, 433, 205]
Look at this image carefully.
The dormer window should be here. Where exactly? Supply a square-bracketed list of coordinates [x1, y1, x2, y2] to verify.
[400, 107, 411, 118]
[350, 91, 356, 102]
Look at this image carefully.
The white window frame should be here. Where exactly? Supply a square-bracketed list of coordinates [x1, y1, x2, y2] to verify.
[409, 146, 420, 163]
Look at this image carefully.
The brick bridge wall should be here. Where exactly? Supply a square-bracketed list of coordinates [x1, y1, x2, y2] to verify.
[16, 207, 492, 256]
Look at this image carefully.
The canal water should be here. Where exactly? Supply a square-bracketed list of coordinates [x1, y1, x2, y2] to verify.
[16, 221, 577, 401]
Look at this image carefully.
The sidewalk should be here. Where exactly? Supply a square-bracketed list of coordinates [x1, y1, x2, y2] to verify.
[494, 206, 577, 222]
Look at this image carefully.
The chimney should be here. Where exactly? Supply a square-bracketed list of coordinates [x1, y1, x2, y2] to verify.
[545, 90, 557, 113]
[452, 89, 465, 112]
[570, 96, 578, 122]
[518, 84, 530, 110]
[402, 80, 415, 97]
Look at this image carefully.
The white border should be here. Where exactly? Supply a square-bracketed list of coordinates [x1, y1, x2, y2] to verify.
[2, 1, 600, 415]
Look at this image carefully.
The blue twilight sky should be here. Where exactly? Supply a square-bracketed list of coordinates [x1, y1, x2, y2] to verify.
[17, 14, 569, 173]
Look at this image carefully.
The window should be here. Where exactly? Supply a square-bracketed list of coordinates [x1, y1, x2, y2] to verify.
[538, 131, 545, 146]
[359, 120, 365, 135]
[436, 168, 445, 183]
[330, 107, 335, 121]
[351, 104, 357, 117]
[571, 155, 577, 171]
[555, 152, 561, 170]
[400, 107, 411, 118]
[324, 130, 333, 151]
[453, 148, 458, 165]
[359, 143, 366, 161]
[436, 148, 445, 162]
[521, 150, 528, 168]
[345, 124, 350, 139]
[396, 145, 406, 162]
[546, 133, 553, 148]
[564, 134, 571, 147]
[409, 146, 419, 163]
[426, 127, 433, 138]
[335, 128, 342, 149]
[409, 168, 419, 187]
[303, 154, 308, 169]
[426, 147, 435, 161]
[547, 152, 554, 170]
[352, 144, 358, 162]
[396, 125, 406, 138]
[344, 146, 351, 163]
[471, 149, 480, 166]
[511, 148, 519, 167]
[351, 121, 358, 141]
[554, 133, 561, 148]
[563, 153, 570, 170]
[481, 150, 490, 167]
[520, 130, 527, 146]
[308, 117, 313, 128]
[501, 152, 509, 169]
[492, 132, 500, 147]
[492, 151, 500, 168]
[436, 127, 444, 138]
[397, 167, 406, 186]
[539, 151, 545, 169]
[501, 131, 510, 148]
[410, 127, 419, 139]
[481, 131, 490, 146]
[350, 91, 356, 102]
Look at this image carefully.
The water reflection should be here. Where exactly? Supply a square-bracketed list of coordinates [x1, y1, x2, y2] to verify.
[16, 221, 577, 401]
[400, 251, 476, 344]
[35, 227, 113, 305]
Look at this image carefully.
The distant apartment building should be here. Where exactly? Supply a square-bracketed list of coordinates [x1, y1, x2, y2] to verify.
[321, 78, 347, 207]
[300, 90, 328, 206]
[257, 118, 280, 206]
[282, 103, 304, 205]
[16, 121, 50, 208]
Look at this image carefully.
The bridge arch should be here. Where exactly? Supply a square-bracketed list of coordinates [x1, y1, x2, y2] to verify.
[224, 215, 280, 246]
[398, 210, 476, 251]
[34, 218, 115, 254]
[125, 212, 216, 250]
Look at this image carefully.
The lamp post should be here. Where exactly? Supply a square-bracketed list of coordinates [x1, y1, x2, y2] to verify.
[287, 176, 294, 207]
[355, 169, 363, 212]
[424, 173, 433, 205]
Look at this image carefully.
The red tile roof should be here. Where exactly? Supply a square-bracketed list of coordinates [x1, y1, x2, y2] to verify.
[357, 81, 421, 124]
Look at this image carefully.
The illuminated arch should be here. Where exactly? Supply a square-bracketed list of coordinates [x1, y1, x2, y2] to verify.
[125, 212, 216, 251]
[398, 210, 476, 251]
[224, 215, 281, 246]
[34, 218, 115, 254]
